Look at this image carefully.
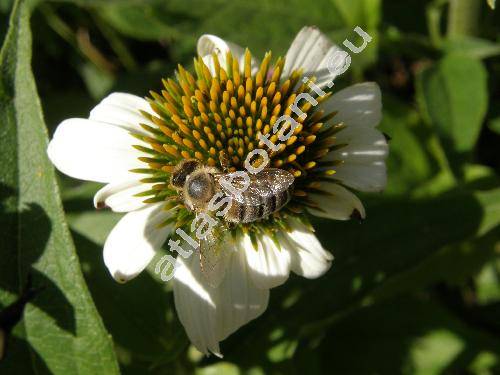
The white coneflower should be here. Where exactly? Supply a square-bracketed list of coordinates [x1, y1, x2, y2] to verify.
[47, 26, 388, 356]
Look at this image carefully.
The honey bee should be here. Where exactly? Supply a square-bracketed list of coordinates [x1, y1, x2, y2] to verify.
[170, 159, 295, 224]
[170, 159, 295, 286]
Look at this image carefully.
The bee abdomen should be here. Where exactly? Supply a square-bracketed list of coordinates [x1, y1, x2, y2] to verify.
[225, 188, 292, 223]
[271, 188, 292, 214]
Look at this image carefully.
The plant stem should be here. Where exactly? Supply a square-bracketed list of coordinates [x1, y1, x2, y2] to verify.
[447, 0, 482, 37]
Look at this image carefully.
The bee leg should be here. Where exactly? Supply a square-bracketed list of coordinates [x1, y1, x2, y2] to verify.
[221, 213, 235, 229]
[218, 150, 231, 172]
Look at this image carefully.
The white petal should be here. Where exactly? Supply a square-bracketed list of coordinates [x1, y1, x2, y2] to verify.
[242, 233, 290, 289]
[332, 161, 387, 193]
[331, 126, 388, 163]
[307, 182, 366, 220]
[47, 118, 145, 183]
[283, 26, 347, 87]
[197, 34, 259, 76]
[283, 219, 333, 279]
[173, 240, 269, 357]
[89, 93, 155, 136]
[173, 255, 221, 357]
[93, 178, 154, 212]
[320, 82, 382, 129]
[103, 203, 172, 283]
[198, 232, 233, 289]
[215, 245, 269, 342]
[318, 84, 387, 192]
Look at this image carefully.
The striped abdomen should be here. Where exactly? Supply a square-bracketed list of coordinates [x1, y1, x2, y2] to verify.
[224, 187, 293, 223]
[217, 168, 295, 224]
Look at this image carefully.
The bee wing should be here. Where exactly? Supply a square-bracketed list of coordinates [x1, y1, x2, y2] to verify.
[217, 168, 294, 206]
[198, 228, 230, 288]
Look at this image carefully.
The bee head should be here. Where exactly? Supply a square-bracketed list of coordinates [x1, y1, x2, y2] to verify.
[170, 159, 201, 189]
[184, 168, 216, 211]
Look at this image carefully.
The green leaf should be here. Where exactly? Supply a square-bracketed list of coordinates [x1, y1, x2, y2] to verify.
[378, 95, 436, 195]
[95, 2, 182, 41]
[487, 0, 496, 9]
[475, 257, 500, 304]
[367, 222, 500, 303]
[328, 0, 381, 70]
[90, 0, 380, 70]
[416, 55, 488, 174]
[488, 117, 500, 135]
[315, 186, 500, 317]
[310, 295, 500, 374]
[330, 0, 380, 28]
[195, 362, 241, 375]
[0, 0, 119, 373]
[442, 36, 500, 59]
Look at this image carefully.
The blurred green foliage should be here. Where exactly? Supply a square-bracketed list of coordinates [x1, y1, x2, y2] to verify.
[1, 0, 500, 374]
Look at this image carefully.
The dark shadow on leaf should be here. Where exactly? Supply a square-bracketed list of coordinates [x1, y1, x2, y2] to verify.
[0, 183, 76, 335]
[0, 336, 52, 375]
[63, 197, 95, 213]
[315, 294, 500, 375]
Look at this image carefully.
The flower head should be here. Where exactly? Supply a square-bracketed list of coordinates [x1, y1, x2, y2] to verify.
[48, 26, 388, 356]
